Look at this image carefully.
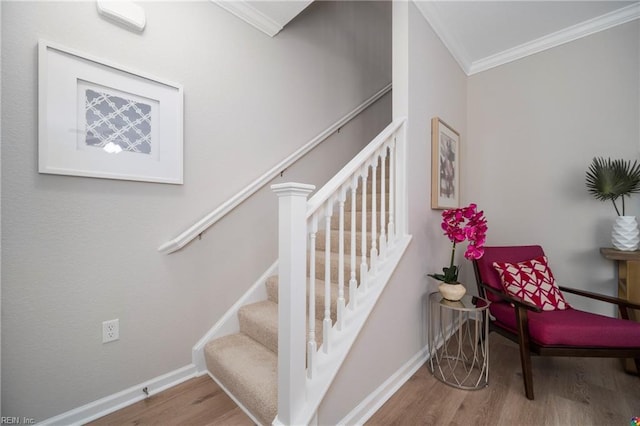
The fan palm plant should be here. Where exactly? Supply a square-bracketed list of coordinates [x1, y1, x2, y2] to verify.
[585, 157, 640, 216]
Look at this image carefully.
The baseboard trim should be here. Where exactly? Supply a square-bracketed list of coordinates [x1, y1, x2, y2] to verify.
[338, 346, 429, 425]
[39, 364, 198, 426]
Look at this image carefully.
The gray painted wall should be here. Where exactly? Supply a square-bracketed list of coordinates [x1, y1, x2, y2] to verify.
[1, 1, 391, 420]
[465, 20, 640, 315]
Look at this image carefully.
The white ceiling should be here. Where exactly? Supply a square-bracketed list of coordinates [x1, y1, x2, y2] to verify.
[411, 1, 639, 75]
[214, 0, 640, 75]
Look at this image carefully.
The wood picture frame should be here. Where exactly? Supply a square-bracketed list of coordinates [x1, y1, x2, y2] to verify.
[38, 40, 184, 184]
[431, 117, 460, 209]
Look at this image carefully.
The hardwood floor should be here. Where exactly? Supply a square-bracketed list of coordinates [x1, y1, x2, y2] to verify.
[87, 334, 640, 425]
[367, 335, 640, 426]
[86, 375, 253, 426]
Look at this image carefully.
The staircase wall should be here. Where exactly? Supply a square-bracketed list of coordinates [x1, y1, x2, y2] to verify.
[1, 1, 391, 421]
[318, 3, 469, 423]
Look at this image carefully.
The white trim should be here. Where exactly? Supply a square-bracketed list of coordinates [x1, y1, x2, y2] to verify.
[191, 261, 277, 373]
[212, 0, 282, 37]
[338, 346, 429, 426]
[306, 118, 405, 217]
[413, 1, 471, 73]
[417, 1, 640, 76]
[469, 2, 640, 75]
[38, 364, 198, 426]
[158, 83, 392, 254]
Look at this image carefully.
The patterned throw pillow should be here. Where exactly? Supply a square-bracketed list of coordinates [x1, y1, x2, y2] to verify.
[492, 256, 569, 311]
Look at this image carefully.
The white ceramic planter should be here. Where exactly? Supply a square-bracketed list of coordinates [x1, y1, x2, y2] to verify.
[612, 216, 640, 251]
[438, 283, 466, 301]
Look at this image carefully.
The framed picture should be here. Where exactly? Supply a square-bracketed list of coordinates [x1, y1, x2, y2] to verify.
[38, 40, 183, 184]
[431, 117, 460, 209]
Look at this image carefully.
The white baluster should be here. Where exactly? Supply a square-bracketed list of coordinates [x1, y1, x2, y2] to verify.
[349, 176, 358, 311]
[337, 189, 346, 331]
[271, 182, 315, 426]
[396, 125, 408, 237]
[323, 201, 332, 354]
[388, 139, 396, 246]
[379, 149, 387, 259]
[360, 170, 368, 289]
[370, 159, 378, 274]
[307, 215, 318, 379]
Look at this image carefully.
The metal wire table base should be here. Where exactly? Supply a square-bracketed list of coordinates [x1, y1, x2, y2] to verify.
[428, 293, 490, 390]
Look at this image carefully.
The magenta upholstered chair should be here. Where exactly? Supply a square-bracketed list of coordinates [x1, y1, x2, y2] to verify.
[473, 245, 640, 400]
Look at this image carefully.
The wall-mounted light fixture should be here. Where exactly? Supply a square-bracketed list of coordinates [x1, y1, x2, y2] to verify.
[97, 0, 146, 32]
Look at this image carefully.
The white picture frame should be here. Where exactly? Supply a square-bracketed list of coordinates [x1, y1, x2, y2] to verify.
[38, 40, 184, 184]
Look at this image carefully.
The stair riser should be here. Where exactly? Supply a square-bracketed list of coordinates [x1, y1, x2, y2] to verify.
[331, 211, 379, 230]
[316, 229, 376, 255]
[366, 162, 390, 179]
[266, 277, 351, 323]
[238, 302, 279, 354]
[312, 252, 365, 283]
[364, 175, 389, 192]
[343, 192, 390, 212]
[238, 302, 329, 353]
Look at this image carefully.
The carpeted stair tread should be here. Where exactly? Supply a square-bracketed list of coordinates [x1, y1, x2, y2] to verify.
[238, 299, 327, 353]
[239, 300, 279, 354]
[204, 333, 276, 425]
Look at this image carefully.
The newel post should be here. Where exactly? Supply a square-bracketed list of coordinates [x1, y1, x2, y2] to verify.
[271, 182, 315, 425]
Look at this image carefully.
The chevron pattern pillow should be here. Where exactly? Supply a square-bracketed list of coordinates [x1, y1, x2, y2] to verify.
[492, 256, 569, 311]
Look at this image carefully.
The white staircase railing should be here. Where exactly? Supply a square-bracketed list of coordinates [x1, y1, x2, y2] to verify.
[271, 118, 409, 425]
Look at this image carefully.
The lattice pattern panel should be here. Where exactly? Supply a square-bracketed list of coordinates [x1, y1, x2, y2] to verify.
[84, 89, 152, 155]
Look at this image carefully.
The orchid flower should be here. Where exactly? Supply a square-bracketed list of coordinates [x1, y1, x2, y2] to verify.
[429, 203, 487, 283]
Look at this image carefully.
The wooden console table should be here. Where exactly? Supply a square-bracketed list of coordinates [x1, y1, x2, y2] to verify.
[600, 247, 640, 373]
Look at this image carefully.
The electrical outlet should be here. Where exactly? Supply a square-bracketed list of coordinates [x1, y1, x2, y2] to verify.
[102, 319, 119, 343]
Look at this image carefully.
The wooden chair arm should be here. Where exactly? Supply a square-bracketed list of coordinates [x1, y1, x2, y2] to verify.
[559, 285, 640, 320]
[558, 285, 640, 310]
[479, 282, 543, 312]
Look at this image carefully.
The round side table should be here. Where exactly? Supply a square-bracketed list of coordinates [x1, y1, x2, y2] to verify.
[427, 292, 490, 390]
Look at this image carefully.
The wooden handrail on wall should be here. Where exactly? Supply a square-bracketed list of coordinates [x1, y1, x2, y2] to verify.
[157, 83, 392, 254]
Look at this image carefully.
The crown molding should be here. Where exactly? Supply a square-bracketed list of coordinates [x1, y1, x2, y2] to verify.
[416, 1, 640, 76]
[469, 2, 640, 75]
[414, 1, 472, 74]
[213, 0, 283, 37]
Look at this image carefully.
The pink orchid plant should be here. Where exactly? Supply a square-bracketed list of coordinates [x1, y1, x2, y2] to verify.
[429, 203, 488, 284]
